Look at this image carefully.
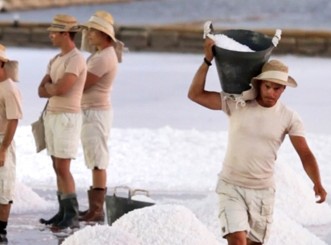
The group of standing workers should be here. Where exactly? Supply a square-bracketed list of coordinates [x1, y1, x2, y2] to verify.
[0, 10, 122, 243]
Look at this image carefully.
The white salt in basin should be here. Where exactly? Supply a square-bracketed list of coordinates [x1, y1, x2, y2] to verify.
[213, 33, 255, 52]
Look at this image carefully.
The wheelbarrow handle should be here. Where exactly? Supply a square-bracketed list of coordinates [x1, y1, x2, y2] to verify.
[113, 185, 133, 198]
[131, 189, 150, 197]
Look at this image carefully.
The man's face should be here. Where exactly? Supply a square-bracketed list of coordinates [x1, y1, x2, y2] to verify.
[257, 80, 286, 107]
[48, 31, 65, 47]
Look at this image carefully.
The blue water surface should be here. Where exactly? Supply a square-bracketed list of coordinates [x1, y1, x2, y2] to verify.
[0, 0, 330, 30]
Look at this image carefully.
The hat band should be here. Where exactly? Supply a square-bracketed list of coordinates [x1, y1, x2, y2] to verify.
[50, 23, 67, 29]
[49, 23, 80, 31]
[259, 71, 288, 81]
[88, 15, 114, 33]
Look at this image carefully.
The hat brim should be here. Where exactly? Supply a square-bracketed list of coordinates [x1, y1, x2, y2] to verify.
[251, 75, 297, 88]
[47, 26, 81, 32]
[0, 56, 8, 63]
[81, 22, 117, 43]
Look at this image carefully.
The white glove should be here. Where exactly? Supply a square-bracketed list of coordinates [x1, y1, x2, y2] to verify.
[222, 86, 257, 108]
[203, 20, 215, 39]
[272, 29, 282, 47]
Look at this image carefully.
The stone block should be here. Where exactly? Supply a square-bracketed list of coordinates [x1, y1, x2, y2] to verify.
[30, 27, 50, 45]
[323, 39, 331, 56]
[118, 28, 149, 51]
[149, 30, 179, 51]
[1, 27, 31, 45]
[296, 37, 327, 56]
[274, 37, 297, 54]
[178, 32, 202, 53]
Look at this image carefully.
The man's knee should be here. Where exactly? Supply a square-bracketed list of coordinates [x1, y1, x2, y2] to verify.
[225, 231, 247, 245]
[247, 239, 263, 245]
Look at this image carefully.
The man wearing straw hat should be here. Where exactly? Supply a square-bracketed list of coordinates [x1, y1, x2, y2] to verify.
[38, 14, 87, 232]
[78, 10, 123, 224]
[0, 43, 22, 244]
[188, 38, 327, 245]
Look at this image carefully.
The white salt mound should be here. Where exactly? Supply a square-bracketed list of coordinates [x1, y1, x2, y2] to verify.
[112, 204, 220, 245]
[12, 181, 54, 214]
[214, 34, 255, 52]
[62, 225, 142, 245]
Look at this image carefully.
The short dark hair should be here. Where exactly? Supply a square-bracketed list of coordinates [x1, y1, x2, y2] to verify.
[60, 31, 77, 41]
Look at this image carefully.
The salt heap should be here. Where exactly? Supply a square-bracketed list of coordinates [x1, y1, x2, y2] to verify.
[62, 225, 142, 245]
[112, 204, 220, 245]
[213, 34, 255, 52]
[12, 181, 54, 214]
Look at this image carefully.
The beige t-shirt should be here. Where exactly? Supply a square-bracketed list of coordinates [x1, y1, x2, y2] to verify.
[81, 46, 118, 110]
[0, 78, 23, 133]
[220, 97, 305, 189]
[47, 48, 87, 113]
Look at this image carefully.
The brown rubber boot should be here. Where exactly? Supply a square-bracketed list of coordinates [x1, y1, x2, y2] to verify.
[78, 188, 92, 219]
[80, 188, 106, 223]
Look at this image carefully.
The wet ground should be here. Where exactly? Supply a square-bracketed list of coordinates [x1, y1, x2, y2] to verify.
[6, 189, 331, 245]
[6, 190, 210, 245]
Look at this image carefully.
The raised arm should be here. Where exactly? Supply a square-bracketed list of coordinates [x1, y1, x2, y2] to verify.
[188, 38, 222, 110]
[289, 135, 327, 203]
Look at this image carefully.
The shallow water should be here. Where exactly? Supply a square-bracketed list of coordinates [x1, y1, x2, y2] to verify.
[0, 0, 330, 30]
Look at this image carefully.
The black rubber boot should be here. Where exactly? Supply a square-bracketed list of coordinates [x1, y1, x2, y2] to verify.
[0, 233, 7, 244]
[51, 195, 80, 231]
[39, 192, 64, 225]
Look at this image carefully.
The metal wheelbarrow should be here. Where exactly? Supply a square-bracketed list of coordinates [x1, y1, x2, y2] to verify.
[105, 186, 155, 225]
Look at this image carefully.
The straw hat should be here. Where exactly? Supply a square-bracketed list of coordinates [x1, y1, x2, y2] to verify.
[251, 60, 297, 88]
[81, 11, 124, 62]
[0, 43, 8, 63]
[82, 11, 117, 42]
[47, 14, 81, 32]
[0, 43, 19, 81]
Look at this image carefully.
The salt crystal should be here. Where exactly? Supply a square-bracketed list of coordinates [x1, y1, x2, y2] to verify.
[214, 34, 255, 52]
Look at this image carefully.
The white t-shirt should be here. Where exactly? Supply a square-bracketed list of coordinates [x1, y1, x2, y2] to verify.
[0, 78, 22, 133]
[47, 48, 87, 113]
[81, 46, 118, 110]
[219, 96, 305, 189]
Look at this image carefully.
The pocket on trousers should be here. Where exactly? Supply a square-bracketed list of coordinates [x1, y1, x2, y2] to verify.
[261, 199, 274, 217]
[260, 199, 274, 242]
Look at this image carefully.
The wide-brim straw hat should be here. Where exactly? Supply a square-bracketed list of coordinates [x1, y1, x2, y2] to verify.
[0, 43, 9, 63]
[251, 59, 297, 88]
[0, 43, 19, 81]
[81, 11, 117, 42]
[47, 14, 81, 32]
